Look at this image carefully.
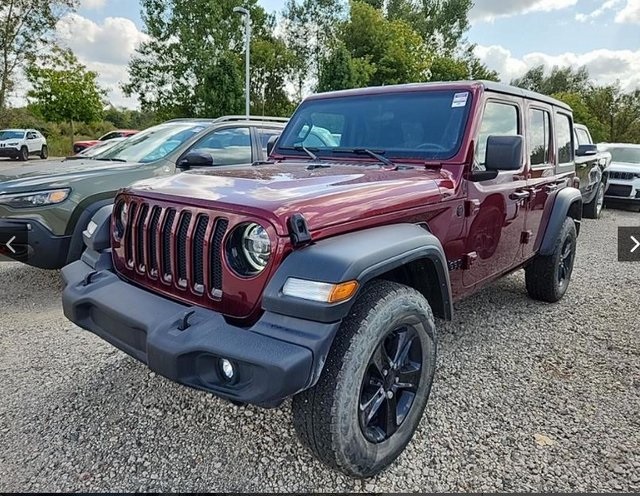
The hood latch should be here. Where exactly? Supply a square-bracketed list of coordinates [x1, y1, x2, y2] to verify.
[288, 213, 312, 247]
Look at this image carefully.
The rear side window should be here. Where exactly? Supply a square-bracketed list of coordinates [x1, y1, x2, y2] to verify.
[258, 129, 282, 153]
[575, 127, 591, 146]
[528, 109, 551, 167]
[476, 101, 519, 168]
[556, 113, 574, 164]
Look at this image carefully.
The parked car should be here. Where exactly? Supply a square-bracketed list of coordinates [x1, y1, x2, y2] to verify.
[65, 137, 126, 160]
[574, 123, 611, 219]
[62, 81, 583, 477]
[73, 129, 139, 154]
[598, 143, 640, 211]
[0, 116, 287, 269]
[0, 129, 48, 161]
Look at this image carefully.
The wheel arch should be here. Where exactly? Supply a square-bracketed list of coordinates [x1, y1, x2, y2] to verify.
[65, 192, 117, 264]
[262, 223, 453, 324]
[538, 187, 583, 256]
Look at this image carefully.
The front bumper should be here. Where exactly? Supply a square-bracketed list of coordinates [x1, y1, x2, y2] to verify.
[0, 219, 71, 269]
[62, 258, 341, 407]
[0, 147, 19, 157]
[605, 178, 640, 202]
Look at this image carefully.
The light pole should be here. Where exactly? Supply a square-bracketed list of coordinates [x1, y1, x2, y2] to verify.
[233, 6, 251, 117]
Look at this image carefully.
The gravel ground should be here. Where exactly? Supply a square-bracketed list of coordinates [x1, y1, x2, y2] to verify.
[0, 207, 639, 492]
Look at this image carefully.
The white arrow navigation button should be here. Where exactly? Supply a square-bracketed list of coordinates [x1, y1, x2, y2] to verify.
[631, 236, 640, 254]
[5, 236, 16, 254]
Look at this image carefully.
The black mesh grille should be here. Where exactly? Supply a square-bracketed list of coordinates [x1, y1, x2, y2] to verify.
[162, 209, 176, 278]
[193, 215, 209, 288]
[211, 219, 228, 291]
[125, 203, 137, 264]
[136, 204, 149, 267]
[148, 207, 161, 272]
[607, 184, 633, 197]
[177, 212, 192, 284]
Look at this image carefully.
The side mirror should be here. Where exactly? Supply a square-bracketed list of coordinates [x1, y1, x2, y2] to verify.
[485, 135, 523, 172]
[576, 144, 597, 157]
[266, 135, 279, 156]
[177, 152, 214, 170]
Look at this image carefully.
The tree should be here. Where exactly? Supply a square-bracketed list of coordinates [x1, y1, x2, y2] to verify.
[282, 0, 346, 100]
[584, 85, 640, 143]
[0, 0, 77, 113]
[26, 47, 105, 147]
[512, 65, 591, 95]
[250, 37, 296, 116]
[552, 91, 606, 141]
[429, 49, 499, 82]
[124, 0, 282, 119]
[317, 43, 357, 92]
[386, 0, 473, 54]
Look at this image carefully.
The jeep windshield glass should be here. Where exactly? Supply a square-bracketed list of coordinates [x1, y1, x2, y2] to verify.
[92, 122, 209, 164]
[0, 131, 25, 140]
[275, 90, 472, 161]
[609, 147, 640, 165]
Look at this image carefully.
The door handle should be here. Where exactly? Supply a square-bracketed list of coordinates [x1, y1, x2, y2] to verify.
[510, 191, 530, 200]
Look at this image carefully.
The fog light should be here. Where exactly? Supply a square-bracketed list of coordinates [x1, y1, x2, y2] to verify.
[220, 358, 235, 381]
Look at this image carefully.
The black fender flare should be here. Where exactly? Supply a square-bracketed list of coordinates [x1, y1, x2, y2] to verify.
[65, 195, 116, 264]
[538, 187, 582, 256]
[262, 223, 453, 324]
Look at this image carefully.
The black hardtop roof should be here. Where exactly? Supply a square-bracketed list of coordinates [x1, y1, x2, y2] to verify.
[308, 80, 572, 112]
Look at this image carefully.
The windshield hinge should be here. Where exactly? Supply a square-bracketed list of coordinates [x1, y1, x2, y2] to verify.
[288, 213, 312, 247]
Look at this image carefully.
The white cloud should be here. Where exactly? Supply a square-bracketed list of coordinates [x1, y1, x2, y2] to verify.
[474, 44, 640, 92]
[471, 0, 577, 22]
[80, 0, 107, 9]
[575, 0, 623, 22]
[56, 13, 148, 107]
[615, 0, 640, 23]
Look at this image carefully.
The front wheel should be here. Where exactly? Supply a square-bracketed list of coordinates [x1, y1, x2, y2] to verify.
[292, 280, 437, 478]
[583, 181, 605, 219]
[18, 146, 29, 161]
[525, 217, 577, 303]
[40, 145, 48, 160]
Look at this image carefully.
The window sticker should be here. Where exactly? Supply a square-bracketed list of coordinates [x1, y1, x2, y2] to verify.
[452, 92, 469, 108]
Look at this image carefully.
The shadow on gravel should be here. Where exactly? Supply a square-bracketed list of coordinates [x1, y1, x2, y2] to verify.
[1, 263, 63, 308]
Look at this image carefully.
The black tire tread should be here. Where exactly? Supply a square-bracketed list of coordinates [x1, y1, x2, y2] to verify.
[292, 279, 434, 477]
[525, 217, 576, 303]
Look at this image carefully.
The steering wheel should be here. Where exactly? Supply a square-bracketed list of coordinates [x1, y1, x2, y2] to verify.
[416, 142, 448, 152]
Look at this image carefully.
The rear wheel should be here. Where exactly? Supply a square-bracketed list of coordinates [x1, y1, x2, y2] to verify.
[292, 280, 437, 478]
[18, 146, 29, 161]
[583, 181, 605, 219]
[40, 145, 48, 160]
[526, 217, 577, 303]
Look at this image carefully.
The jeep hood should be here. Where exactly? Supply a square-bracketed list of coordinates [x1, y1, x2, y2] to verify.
[0, 159, 144, 194]
[128, 162, 457, 236]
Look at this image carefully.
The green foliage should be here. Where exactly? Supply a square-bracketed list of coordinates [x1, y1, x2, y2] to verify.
[512, 65, 591, 95]
[251, 38, 297, 116]
[125, 0, 293, 119]
[0, 0, 78, 111]
[25, 47, 106, 151]
[317, 43, 358, 92]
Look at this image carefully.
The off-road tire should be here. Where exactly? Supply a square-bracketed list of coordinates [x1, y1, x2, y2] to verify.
[525, 217, 577, 303]
[291, 280, 437, 478]
[40, 145, 48, 160]
[583, 181, 605, 219]
[19, 146, 29, 161]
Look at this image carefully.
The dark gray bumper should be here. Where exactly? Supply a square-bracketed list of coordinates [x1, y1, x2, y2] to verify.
[62, 258, 341, 407]
[0, 219, 71, 269]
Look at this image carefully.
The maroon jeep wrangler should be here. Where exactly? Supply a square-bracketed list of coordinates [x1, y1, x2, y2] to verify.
[62, 81, 582, 477]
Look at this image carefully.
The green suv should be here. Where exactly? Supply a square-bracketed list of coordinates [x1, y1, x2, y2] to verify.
[0, 116, 286, 269]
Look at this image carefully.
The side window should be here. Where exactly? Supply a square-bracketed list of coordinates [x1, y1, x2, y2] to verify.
[258, 129, 281, 154]
[475, 101, 519, 169]
[26, 132, 36, 139]
[556, 114, 574, 164]
[575, 128, 591, 146]
[189, 127, 252, 165]
[528, 108, 551, 167]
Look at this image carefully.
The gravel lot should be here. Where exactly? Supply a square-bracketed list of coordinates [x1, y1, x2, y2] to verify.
[0, 208, 639, 492]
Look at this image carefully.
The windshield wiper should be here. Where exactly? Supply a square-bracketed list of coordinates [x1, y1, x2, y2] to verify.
[93, 157, 128, 163]
[279, 145, 318, 161]
[331, 148, 394, 167]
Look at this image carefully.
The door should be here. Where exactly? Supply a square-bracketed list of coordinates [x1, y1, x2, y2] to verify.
[522, 106, 558, 260]
[26, 131, 39, 153]
[574, 126, 599, 200]
[463, 98, 528, 288]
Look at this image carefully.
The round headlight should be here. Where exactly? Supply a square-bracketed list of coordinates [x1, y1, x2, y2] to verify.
[227, 223, 271, 276]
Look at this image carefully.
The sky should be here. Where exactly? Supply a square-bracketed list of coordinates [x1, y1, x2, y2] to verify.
[58, 0, 640, 108]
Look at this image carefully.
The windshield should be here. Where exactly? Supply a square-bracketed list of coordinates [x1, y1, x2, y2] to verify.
[609, 147, 640, 165]
[0, 131, 25, 140]
[93, 122, 210, 163]
[78, 138, 125, 157]
[276, 90, 472, 161]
